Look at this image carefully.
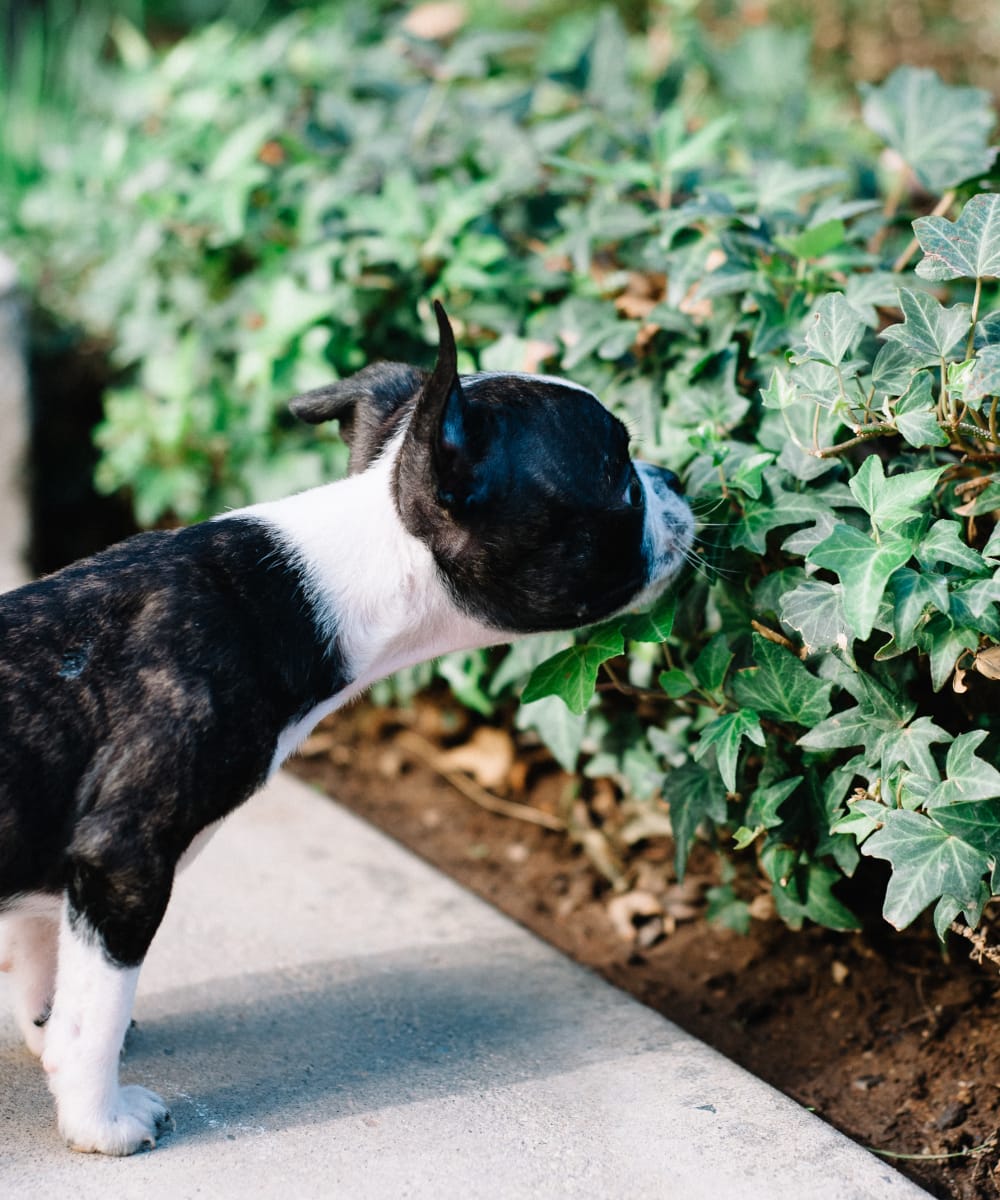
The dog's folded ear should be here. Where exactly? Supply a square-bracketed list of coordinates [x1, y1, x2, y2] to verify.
[289, 362, 426, 473]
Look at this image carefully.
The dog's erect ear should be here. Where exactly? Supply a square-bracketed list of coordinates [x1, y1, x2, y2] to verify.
[289, 361, 426, 473]
[409, 302, 488, 512]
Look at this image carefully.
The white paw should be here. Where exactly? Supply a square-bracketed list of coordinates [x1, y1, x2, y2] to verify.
[60, 1085, 173, 1156]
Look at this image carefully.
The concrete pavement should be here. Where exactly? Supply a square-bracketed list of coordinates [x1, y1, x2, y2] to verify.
[1, 773, 930, 1199]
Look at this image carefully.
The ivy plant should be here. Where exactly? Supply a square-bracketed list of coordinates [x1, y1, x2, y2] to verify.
[7, 5, 1000, 940]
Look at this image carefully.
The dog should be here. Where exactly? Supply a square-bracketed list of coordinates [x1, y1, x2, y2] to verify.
[0, 302, 693, 1154]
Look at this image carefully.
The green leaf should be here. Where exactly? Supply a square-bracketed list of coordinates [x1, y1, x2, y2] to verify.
[914, 194, 1000, 282]
[515, 695, 586, 773]
[871, 340, 922, 395]
[777, 218, 846, 260]
[877, 717, 952, 779]
[798, 706, 873, 753]
[662, 762, 728, 879]
[745, 776, 802, 829]
[808, 523, 915, 641]
[522, 626, 625, 714]
[932, 800, 1000, 858]
[887, 567, 950, 650]
[621, 592, 676, 643]
[780, 578, 852, 653]
[880, 289, 971, 362]
[860, 66, 997, 192]
[692, 634, 734, 693]
[731, 634, 833, 726]
[893, 374, 947, 447]
[861, 808, 991, 930]
[915, 613, 979, 692]
[692, 708, 765, 792]
[659, 668, 693, 699]
[848, 454, 944, 530]
[772, 861, 861, 932]
[802, 292, 866, 367]
[927, 730, 1000, 807]
[917, 519, 988, 575]
[967, 345, 1000, 404]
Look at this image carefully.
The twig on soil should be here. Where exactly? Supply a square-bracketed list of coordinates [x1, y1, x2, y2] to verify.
[870, 1139, 995, 1163]
[949, 921, 1000, 973]
[395, 729, 566, 832]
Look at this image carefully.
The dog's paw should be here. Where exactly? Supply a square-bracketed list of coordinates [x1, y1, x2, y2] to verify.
[60, 1085, 173, 1156]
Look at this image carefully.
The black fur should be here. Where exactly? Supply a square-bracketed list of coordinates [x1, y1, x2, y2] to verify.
[0, 519, 345, 965]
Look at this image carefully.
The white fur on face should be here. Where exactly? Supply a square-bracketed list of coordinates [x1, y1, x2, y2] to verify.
[42, 905, 171, 1154]
[631, 461, 696, 610]
[238, 434, 509, 773]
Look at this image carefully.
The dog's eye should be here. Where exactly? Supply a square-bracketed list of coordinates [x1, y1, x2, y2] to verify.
[626, 474, 644, 508]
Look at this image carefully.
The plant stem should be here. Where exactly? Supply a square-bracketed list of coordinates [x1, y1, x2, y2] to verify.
[892, 189, 955, 272]
[967, 275, 983, 359]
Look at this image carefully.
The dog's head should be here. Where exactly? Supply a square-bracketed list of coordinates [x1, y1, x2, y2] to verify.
[289, 304, 693, 633]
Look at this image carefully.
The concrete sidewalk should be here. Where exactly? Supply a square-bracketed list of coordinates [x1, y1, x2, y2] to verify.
[0, 772, 929, 1199]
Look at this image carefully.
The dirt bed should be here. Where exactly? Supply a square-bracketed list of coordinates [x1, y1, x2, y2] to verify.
[289, 700, 1000, 1200]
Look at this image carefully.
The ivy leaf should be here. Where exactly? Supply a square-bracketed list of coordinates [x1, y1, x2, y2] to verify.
[621, 592, 676, 643]
[861, 808, 991, 930]
[808, 523, 915, 641]
[877, 717, 952, 779]
[926, 730, 1000, 807]
[932, 800, 1000, 858]
[772, 861, 861, 932]
[880, 289, 971, 362]
[522, 625, 624, 714]
[887, 567, 950, 651]
[860, 66, 997, 193]
[515, 695, 586, 773]
[915, 613, 979, 692]
[848, 454, 943, 531]
[893, 373, 948, 447]
[798, 706, 874, 753]
[776, 218, 846, 261]
[802, 292, 866, 367]
[745, 776, 802, 829]
[732, 485, 830, 553]
[780, 578, 852, 653]
[914, 194, 1000, 282]
[692, 633, 734, 693]
[916, 519, 988, 575]
[731, 634, 833, 726]
[967, 345, 1000, 404]
[662, 762, 728, 879]
[692, 708, 765, 792]
[871, 339, 922, 395]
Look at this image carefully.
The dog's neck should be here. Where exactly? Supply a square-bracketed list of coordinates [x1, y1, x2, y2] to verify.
[222, 441, 507, 701]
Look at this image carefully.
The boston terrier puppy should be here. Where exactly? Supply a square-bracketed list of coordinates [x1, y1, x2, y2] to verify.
[0, 302, 693, 1155]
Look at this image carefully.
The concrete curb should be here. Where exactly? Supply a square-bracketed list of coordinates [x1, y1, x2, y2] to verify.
[1, 773, 930, 1199]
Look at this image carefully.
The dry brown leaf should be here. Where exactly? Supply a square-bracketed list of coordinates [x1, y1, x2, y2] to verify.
[973, 645, 1000, 681]
[402, 1, 466, 41]
[607, 889, 662, 942]
[435, 726, 516, 791]
[297, 730, 338, 758]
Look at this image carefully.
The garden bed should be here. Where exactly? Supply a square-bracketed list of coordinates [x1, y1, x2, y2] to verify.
[290, 698, 1000, 1200]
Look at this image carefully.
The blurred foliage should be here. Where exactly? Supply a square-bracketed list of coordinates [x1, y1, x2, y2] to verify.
[6, 2, 1000, 938]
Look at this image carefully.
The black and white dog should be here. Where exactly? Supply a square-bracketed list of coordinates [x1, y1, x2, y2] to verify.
[0, 303, 693, 1154]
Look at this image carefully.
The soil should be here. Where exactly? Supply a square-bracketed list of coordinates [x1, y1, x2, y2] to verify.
[289, 697, 1000, 1200]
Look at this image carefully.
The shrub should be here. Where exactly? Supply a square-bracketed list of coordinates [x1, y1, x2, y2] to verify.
[7, 4, 1000, 938]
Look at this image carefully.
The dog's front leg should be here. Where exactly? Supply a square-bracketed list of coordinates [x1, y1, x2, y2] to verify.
[42, 902, 172, 1155]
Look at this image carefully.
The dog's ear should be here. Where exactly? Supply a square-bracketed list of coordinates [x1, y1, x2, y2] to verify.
[409, 302, 489, 513]
[290, 362, 426, 473]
